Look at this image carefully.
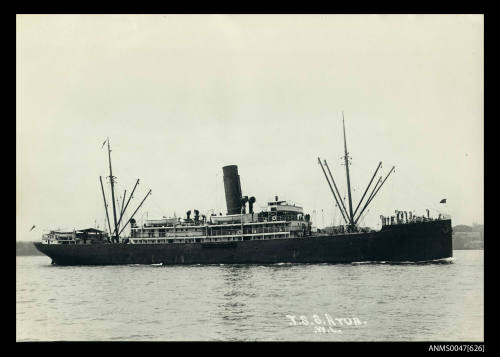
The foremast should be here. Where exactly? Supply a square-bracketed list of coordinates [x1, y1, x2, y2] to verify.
[107, 139, 120, 243]
[100, 138, 151, 243]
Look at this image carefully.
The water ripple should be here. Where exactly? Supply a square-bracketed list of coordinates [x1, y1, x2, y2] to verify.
[16, 251, 483, 341]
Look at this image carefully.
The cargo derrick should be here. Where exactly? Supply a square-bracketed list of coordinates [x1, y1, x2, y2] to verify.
[318, 113, 395, 232]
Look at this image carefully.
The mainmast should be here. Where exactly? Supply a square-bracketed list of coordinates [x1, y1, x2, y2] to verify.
[318, 114, 395, 231]
[342, 112, 355, 230]
[107, 139, 119, 243]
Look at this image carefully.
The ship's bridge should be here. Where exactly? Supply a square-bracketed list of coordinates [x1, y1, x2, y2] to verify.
[265, 198, 304, 214]
[256, 197, 306, 223]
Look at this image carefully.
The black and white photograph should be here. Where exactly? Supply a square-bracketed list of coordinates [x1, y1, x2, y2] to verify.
[16, 14, 484, 344]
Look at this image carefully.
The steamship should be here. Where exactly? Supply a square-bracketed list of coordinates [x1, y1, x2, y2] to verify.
[34, 120, 452, 265]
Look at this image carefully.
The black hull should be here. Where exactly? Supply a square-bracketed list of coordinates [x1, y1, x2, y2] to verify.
[34, 219, 452, 266]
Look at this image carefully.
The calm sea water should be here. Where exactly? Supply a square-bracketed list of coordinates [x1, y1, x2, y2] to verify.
[16, 250, 483, 341]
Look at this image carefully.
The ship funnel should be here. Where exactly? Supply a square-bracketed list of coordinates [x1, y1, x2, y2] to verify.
[248, 196, 256, 214]
[223, 165, 243, 215]
[186, 210, 191, 220]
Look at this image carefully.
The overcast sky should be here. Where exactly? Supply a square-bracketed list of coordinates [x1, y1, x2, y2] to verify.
[17, 14, 483, 241]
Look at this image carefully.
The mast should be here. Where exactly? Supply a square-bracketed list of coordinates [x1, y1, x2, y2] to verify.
[107, 139, 119, 242]
[317, 114, 395, 230]
[342, 112, 355, 230]
[99, 176, 112, 240]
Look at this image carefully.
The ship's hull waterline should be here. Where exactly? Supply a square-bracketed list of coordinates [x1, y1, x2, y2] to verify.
[34, 219, 452, 266]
